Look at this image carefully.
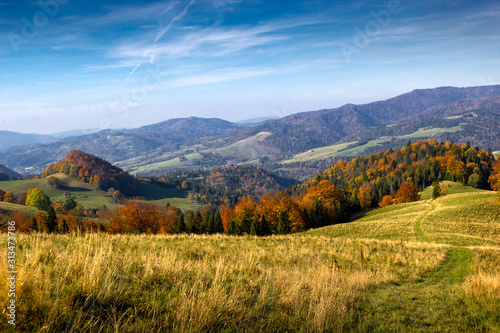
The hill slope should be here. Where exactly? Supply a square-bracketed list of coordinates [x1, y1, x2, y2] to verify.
[42, 150, 142, 196]
[0, 164, 19, 178]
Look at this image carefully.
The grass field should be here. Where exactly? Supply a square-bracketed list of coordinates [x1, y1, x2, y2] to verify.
[0, 183, 498, 332]
[0, 174, 121, 211]
[283, 126, 465, 164]
[420, 180, 484, 200]
[397, 124, 464, 140]
[282, 141, 357, 164]
[0, 173, 200, 212]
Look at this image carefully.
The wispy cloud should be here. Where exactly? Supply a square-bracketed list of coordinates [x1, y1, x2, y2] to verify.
[122, 0, 196, 84]
[76, 1, 179, 27]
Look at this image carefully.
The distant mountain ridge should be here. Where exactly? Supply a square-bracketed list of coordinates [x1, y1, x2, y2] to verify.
[129, 116, 243, 146]
[1, 85, 499, 176]
[0, 131, 56, 151]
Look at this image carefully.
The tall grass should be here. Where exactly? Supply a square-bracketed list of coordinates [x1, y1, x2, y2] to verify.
[0, 233, 445, 332]
[463, 247, 500, 328]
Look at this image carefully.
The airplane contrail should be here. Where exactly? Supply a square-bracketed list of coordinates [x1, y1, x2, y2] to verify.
[122, 0, 196, 85]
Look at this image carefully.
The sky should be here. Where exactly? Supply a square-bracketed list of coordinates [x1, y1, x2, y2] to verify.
[1, 0, 499, 134]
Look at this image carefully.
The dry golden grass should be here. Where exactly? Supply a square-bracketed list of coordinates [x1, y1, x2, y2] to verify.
[0, 233, 446, 332]
[463, 247, 500, 311]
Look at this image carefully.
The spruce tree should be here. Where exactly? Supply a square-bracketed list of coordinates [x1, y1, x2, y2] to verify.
[46, 206, 58, 233]
[59, 218, 69, 233]
[276, 210, 291, 235]
[432, 181, 441, 200]
[250, 213, 261, 236]
[228, 220, 240, 235]
[214, 211, 224, 233]
[176, 213, 186, 234]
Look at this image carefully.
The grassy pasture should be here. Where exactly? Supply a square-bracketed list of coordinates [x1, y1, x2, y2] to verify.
[0, 173, 199, 212]
[282, 142, 357, 164]
[283, 126, 465, 164]
[0, 174, 121, 211]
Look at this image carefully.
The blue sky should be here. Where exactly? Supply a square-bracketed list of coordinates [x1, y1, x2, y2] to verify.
[1, 0, 499, 134]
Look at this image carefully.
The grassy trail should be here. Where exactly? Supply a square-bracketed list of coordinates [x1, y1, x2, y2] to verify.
[413, 201, 435, 243]
[353, 247, 473, 332]
[353, 199, 478, 332]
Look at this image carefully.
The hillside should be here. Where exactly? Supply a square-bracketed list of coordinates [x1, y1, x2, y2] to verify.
[0, 173, 122, 211]
[306, 139, 495, 205]
[42, 150, 142, 196]
[0, 164, 19, 179]
[130, 116, 243, 145]
[151, 164, 299, 207]
[0, 173, 199, 213]
[1, 85, 500, 176]
[0, 117, 245, 174]
[115, 85, 500, 175]
[1, 188, 498, 332]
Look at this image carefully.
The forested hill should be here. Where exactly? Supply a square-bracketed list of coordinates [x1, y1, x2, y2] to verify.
[148, 164, 299, 207]
[130, 116, 242, 145]
[42, 150, 141, 196]
[305, 139, 495, 207]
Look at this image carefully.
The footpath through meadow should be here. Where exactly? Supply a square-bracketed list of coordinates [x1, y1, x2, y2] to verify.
[353, 199, 477, 332]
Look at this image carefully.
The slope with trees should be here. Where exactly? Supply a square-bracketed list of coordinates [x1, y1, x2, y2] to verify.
[42, 150, 141, 196]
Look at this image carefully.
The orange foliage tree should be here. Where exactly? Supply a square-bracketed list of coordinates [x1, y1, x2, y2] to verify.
[489, 159, 500, 192]
[394, 182, 420, 204]
[378, 195, 394, 207]
[219, 204, 235, 233]
[9, 211, 33, 233]
[232, 195, 257, 234]
[107, 200, 176, 234]
[357, 183, 373, 210]
[301, 180, 345, 229]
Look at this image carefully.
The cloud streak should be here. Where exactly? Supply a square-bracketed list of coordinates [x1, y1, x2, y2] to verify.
[122, 0, 196, 85]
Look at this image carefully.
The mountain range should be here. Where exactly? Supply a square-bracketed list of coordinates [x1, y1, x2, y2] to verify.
[1, 85, 499, 177]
